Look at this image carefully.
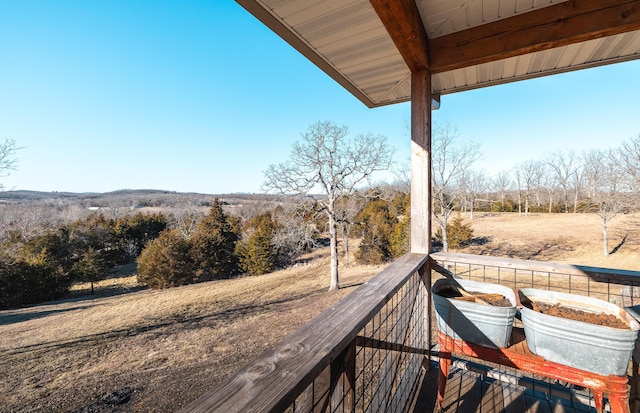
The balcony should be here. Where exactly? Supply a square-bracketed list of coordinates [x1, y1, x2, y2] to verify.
[181, 252, 640, 413]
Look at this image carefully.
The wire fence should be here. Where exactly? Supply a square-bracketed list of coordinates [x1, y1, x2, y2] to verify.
[430, 252, 640, 413]
[182, 252, 640, 413]
[286, 262, 429, 413]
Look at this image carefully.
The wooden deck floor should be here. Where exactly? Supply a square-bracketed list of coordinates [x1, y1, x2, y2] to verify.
[412, 359, 609, 413]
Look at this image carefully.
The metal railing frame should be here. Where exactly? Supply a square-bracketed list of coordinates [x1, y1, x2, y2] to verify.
[181, 252, 640, 413]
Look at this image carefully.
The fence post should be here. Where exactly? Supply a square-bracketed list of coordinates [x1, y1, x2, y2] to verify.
[330, 340, 356, 412]
[422, 259, 433, 370]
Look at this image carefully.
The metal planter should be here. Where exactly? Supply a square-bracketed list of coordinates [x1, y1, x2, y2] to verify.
[432, 278, 517, 348]
[519, 288, 640, 376]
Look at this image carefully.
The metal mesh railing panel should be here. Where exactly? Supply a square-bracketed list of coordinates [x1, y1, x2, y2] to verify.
[431, 255, 640, 413]
[288, 268, 429, 413]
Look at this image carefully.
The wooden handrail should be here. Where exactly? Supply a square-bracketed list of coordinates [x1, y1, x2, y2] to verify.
[180, 251, 640, 413]
[181, 251, 639, 413]
[180, 253, 430, 413]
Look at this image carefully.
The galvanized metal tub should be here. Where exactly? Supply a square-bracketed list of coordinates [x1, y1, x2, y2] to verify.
[432, 278, 517, 348]
[624, 305, 640, 363]
[519, 288, 640, 376]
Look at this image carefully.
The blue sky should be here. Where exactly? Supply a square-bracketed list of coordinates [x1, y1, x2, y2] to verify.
[1, 1, 639, 194]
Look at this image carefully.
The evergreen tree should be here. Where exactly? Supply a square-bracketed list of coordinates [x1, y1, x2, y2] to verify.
[70, 247, 109, 295]
[190, 199, 240, 280]
[20, 228, 73, 272]
[114, 212, 167, 261]
[238, 212, 277, 275]
[389, 192, 410, 258]
[137, 229, 195, 288]
[0, 257, 70, 308]
[68, 214, 119, 267]
[354, 199, 395, 265]
[389, 216, 410, 258]
[435, 216, 474, 250]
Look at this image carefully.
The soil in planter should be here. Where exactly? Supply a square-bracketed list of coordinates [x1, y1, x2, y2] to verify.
[531, 302, 630, 330]
[438, 286, 512, 307]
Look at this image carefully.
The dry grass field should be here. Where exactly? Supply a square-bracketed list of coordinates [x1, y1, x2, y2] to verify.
[460, 212, 640, 270]
[1, 213, 639, 412]
[0, 248, 384, 413]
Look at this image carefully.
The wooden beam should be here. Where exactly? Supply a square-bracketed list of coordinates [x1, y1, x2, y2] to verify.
[429, 0, 640, 73]
[370, 0, 430, 72]
[410, 69, 431, 254]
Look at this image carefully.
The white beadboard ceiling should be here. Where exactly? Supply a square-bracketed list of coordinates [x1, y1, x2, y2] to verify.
[419, 0, 568, 38]
[237, 0, 640, 108]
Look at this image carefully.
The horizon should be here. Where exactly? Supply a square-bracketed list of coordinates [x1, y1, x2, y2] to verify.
[0, 188, 271, 197]
[1, 2, 639, 194]
[0, 188, 328, 198]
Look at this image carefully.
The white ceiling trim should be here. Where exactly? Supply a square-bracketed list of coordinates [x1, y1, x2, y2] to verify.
[237, 0, 640, 107]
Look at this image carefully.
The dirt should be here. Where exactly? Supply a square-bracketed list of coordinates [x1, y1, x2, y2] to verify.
[531, 302, 631, 330]
[467, 292, 512, 307]
[438, 286, 513, 307]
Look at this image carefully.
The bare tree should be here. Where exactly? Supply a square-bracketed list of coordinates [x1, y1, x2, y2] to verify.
[169, 200, 207, 239]
[617, 134, 640, 192]
[491, 170, 514, 210]
[263, 121, 393, 290]
[546, 151, 578, 213]
[582, 149, 628, 256]
[533, 163, 549, 210]
[334, 195, 365, 267]
[571, 162, 585, 213]
[432, 123, 480, 251]
[514, 160, 544, 217]
[461, 170, 487, 219]
[0, 204, 57, 241]
[541, 172, 556, 213]
[272, 202, 320, 265]
[0, 139, 21, 190]
[390, 157, 411, 194]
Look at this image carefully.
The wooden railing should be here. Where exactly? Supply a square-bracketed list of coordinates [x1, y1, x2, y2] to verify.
[181, 253, 432, 413]
[181, 252, 640, 413]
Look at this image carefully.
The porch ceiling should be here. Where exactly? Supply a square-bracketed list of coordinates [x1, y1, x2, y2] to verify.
[236, 0, 640, 108]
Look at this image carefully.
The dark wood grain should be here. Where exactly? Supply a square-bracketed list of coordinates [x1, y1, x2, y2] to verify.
[429, 0, 640, 73]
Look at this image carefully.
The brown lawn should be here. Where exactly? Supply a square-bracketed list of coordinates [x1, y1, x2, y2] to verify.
[460, 212, 640, 270]
[0, 212, 639, 412]
[0, 247, 383, 412]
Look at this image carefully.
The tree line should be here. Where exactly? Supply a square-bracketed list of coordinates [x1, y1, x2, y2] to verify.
[0, 211, 167, 307]
[0, 192, 413, 307]
[431, 124, 640, 255]
[1, 125, 639, 306]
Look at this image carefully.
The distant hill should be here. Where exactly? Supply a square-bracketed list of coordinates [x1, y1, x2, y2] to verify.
[0, 189, 183, 202]
[0, 189, 297, 210]
[0, 190, 327, 215]
[0, 190, 87, 201]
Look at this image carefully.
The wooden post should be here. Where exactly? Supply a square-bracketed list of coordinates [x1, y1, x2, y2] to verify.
[331, 341, 356, 413]
[411, 69, 433, 377]
[419, 260, 432, 370]
[410, 69, 432, 254]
